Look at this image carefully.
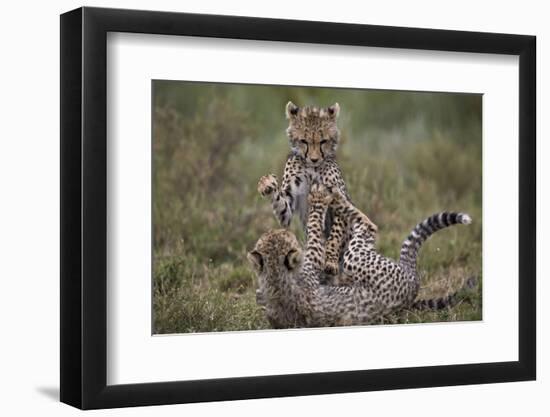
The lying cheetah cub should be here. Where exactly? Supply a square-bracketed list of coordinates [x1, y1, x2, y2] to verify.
[257, 102, 377, 277]
[249, 184, 472, 328]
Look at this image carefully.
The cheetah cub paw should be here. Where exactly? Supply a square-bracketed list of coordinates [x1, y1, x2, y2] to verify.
[329, 188, 347, 209]
[257, 174, 278, 197]
[324, 260, 339, 276]
[308, 183, 333, 207]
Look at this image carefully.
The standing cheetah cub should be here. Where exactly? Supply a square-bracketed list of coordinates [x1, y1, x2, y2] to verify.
[257, 101, 376, 276]
[249, 184, 472, 328]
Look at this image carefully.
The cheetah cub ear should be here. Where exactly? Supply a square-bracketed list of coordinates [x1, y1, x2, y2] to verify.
[327, 102, 340, 118]
[284, 249, 302, 271]
[285, 101, 299, 119]
[247, 250, 264, 273]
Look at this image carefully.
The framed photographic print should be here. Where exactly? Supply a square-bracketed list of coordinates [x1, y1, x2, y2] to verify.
[60, 6, 536, 410]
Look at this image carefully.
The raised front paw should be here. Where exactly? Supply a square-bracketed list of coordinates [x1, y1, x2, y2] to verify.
[257, 174, 278, 197]
[308, 183, 333, 207]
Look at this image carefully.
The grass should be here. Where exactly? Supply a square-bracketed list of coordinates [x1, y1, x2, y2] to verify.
[152, 83, 482, 334]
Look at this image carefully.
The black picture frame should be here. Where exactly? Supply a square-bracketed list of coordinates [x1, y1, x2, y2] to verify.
[60, 6, 536, 410]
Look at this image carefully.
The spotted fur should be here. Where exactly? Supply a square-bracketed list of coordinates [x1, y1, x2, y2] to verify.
[249, 184, 472, 328]
[257, 102, 376, 277]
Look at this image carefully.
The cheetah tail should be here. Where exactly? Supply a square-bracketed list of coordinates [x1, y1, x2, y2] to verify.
[399, 212, 472, 274]
[411, 276, 478, 310]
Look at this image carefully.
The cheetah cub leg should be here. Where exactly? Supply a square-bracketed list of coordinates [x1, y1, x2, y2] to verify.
[303, 184, 333, 272]
[257, 174, 292, 229]
[324, 214, 346, 276]
[331, 189, 378, 240]
[330, 189, 378, 286]
[257, 174, 279, 198]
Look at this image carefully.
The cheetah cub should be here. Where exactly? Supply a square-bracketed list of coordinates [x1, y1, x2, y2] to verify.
[249, 184, 472, 328]
[257, 102, 376, 277]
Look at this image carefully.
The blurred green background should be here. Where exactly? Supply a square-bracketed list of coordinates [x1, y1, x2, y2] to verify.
[152, 81, 482, 334]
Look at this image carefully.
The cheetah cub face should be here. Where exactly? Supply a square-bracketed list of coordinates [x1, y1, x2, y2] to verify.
[247, 229, 303, 279]
[285, 101, 340, 167]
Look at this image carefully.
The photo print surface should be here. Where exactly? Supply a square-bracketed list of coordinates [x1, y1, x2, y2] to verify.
[152, 80, 482, 335]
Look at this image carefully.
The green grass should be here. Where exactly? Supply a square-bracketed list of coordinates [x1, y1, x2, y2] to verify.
[152, 83, 482, 334]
